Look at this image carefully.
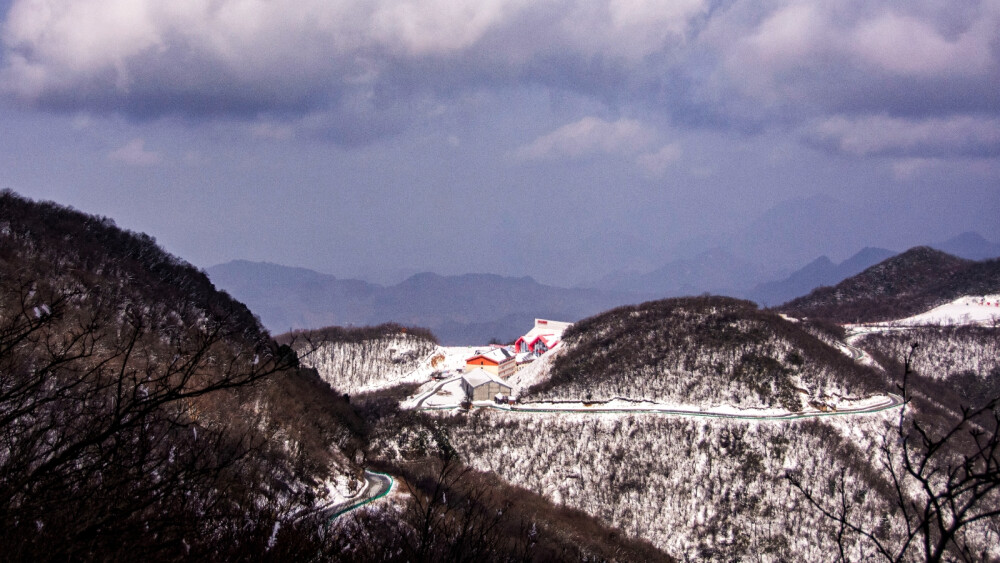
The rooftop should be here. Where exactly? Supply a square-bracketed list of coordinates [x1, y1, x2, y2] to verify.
[463, 368, 512, 389]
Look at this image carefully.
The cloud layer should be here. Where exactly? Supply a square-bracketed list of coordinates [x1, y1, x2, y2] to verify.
[2, 0, 999, 156]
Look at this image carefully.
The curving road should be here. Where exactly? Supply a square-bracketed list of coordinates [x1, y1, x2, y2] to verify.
[419, 393, 905, 420]
[412, 375, 462, 408]
[325, 470, 394, 521]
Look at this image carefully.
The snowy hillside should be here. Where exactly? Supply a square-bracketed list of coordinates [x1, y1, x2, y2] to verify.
[289, 325, 438, 394]
[841, 295, 1000, 392]
[857, 294, 1000, 328]
[431, 410, 973, 561]
[781, 247, 1000, 323]
[522, 297, 882, 411]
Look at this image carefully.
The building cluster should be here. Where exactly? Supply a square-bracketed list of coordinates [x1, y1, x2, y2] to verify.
[460, 319, 572, 403]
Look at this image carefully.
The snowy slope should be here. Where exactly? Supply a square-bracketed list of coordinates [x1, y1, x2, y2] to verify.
[862, 294, 1000, 327]
[299, 333, 437, 394]
[433, 410, 949, 562]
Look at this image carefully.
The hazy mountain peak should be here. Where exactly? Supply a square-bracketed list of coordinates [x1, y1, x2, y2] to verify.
[932, 231, 1000, 261]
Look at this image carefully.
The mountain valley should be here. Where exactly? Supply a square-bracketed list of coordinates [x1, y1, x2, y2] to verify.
[3, 190, 999, 561]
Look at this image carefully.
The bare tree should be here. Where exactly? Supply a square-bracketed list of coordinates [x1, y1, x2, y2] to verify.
[399, 451, 516, 562]
[789, 343, 1000, 562]
[0, 278, 302, 560]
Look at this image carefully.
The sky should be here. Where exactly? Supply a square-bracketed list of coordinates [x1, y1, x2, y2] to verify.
[0, 0, 998, 287]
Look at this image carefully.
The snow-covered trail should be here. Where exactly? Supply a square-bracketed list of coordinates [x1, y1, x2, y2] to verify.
[405, 342, 904, 421]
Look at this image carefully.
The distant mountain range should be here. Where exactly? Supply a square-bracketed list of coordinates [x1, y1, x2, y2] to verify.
[210, 228, 1000, 343]
[595, 247, 769, 298]
[930, 231, 1000, 261]
[591, 224, 999, 305]
[207, 261, 636, 345]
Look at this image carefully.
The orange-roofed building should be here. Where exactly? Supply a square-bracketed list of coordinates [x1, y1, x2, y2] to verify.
[464, 347, 516, 380]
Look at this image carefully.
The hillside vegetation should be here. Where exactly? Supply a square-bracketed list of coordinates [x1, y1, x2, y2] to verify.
[782, 247, 1000, 322]
[282, 324, 438, 394]
[524, 296, 882, 410]
[0, 191, 363, 560]
[438, 410, 904, 561]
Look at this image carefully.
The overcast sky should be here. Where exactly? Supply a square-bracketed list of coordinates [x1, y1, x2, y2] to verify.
[1, 0, 998, 286]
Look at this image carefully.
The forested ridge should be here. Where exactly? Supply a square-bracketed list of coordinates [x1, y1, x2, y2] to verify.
[524, 296, 882, 410]
[282, 323, 437, 394]
[782, 246, 1000, 323]
[0, 191, 365, 560]
[0, 191, 672, 562]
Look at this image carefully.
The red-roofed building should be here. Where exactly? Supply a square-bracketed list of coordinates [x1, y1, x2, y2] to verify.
[514, 319, 572, 355]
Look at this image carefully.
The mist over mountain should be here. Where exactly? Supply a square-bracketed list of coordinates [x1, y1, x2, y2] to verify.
[595, 247, 771, 297]
[932, 231, 1000, 261]
[208, 261, 637, 344]
[595, 190, 999, 306]
[722, 195, 870, 272]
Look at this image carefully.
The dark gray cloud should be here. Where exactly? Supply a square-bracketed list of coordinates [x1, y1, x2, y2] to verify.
[4, 0, 998, 155]
[0, 0, 998, 290]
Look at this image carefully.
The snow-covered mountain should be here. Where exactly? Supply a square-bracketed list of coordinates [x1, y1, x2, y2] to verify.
[7, 189, 998, 561]
[521, 296, 881, 411]
[377, 287, 1000, 561]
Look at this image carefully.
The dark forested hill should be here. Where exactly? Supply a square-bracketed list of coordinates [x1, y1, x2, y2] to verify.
[780, 246, 1000, 322]
[0, 191, 364, 560]
[522, 296, 883, 409]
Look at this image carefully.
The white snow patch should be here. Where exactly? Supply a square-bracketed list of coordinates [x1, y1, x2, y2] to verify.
[848, 295, 1000, 333]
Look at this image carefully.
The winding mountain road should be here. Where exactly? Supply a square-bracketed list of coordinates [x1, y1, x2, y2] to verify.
[325, 470, 394, 520]
[419, 393, 905, 420]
